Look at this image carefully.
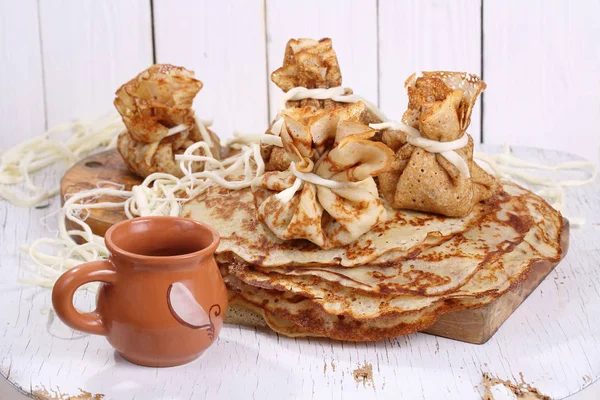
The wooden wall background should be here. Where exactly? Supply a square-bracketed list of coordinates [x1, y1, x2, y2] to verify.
[1, 0, 599, 165]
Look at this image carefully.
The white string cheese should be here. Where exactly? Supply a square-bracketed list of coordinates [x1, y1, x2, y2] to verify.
[275, 162, 366, 203]
[0, 113, 124, 207]
[474, 144, 597, 225]
[194, 115, 215, 148]
[166, 124, 189, 137]
[227, 133, 283, 148]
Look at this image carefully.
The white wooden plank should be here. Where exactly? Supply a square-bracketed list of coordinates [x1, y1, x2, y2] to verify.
[484, 0, 600, 166]
[1, 148, 599, 399]
[378, 0, 482, 142]
[38, 0, 153, 127]
[153, 0, 269, 140]
[0, 0, 46, 147]
[266, 0, 378, 120]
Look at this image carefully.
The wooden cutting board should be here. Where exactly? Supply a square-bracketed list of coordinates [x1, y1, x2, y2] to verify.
[61, 149, 142, 236]
[60, 150, 570, 344]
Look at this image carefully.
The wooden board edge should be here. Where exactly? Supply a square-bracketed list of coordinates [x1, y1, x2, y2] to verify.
[422, 217, 570, 344]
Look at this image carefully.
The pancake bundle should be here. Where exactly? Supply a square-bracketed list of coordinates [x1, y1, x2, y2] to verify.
[116, 38, 565, 342]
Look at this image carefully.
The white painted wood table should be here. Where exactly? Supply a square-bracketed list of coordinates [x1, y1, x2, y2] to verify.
[0, 146, 598, 400]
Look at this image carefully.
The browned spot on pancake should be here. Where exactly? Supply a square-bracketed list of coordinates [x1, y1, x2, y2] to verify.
[506, 212, 532, 234]
[241, 215, 259, 232]
[370, 271, 388, 281]
[197, 186, 247, 220]
[401, 269, 451, 289]
[407, 215, 438, 227]
[345, 239, 374, 260]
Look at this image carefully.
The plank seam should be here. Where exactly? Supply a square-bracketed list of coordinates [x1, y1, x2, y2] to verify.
[480, 0, 485, 144]
[376, 0, 381, 108]
[263, 0, 271, 124]
[35, 0, 49, 131]
[150, 0, 157, 64]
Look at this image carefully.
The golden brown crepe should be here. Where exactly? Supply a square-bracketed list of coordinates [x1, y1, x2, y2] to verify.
[378, 72, 496, 217]
[271, 38, 341, 92]
[114, 64, 221, 178]
[252, 116, 393, 248]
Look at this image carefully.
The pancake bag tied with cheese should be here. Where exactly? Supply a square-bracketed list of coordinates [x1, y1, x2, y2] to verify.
[115, 64, 221, 178]
[262, 38, 382, 172]
[378, 72, 496, 217]
[255, 38, 393, 248]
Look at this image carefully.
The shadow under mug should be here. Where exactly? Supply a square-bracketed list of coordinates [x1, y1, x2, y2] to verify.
[52, 216, 228, 367]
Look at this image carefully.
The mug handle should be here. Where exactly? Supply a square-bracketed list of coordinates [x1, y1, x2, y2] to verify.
[52, 260, 117, 336]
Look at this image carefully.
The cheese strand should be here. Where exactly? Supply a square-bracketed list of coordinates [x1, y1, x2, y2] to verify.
[275, 162, 367, 203]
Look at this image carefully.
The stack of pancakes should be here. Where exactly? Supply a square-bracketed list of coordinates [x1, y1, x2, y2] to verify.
[184, 181, 564, 341]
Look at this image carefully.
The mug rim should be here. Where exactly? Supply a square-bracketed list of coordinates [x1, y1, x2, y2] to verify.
[104, 216, 220, 262]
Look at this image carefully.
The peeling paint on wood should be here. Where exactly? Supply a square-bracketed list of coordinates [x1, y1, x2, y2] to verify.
[481, 372, 550, 400]
[32, 386, 104, 400]
[352, 363, 374, 388]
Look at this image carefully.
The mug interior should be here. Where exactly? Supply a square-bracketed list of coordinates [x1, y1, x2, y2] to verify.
[106, 217, 219, 260]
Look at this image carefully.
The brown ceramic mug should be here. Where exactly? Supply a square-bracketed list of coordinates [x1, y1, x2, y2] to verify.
[52, 216, 227, 367]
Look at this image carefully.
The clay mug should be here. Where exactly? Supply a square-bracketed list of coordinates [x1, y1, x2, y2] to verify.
[52, 216, 227, 367]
